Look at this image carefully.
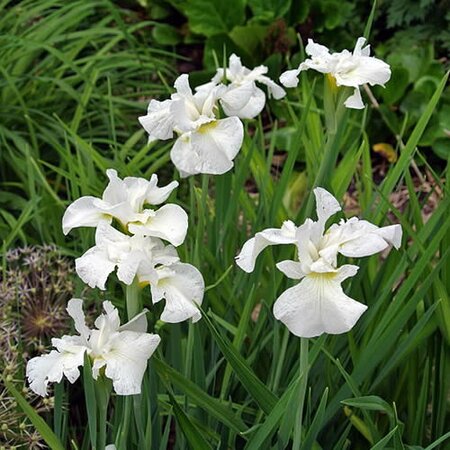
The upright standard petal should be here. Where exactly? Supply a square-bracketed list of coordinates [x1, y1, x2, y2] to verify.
[236, 221, 298, 273]
[66, 298, 91, 342]
[273, 272, 367, 337]
[145, 175, 179, 205]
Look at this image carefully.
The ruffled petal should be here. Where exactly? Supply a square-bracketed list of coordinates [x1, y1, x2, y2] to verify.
[27, 351, 64, 396]
[62, 196, 106, 235]
[236, 220, 298, 273]
[171, 117, 244, 176]
[138, 99, 175, 141]
[75, 247, 116, 290]
[27, 342, 86, 396]
[128, 204, 188, 246]
[66, 298, 91, 342]
[273, 273, 367, 337]
[280, 68, 301, 88]
[153, 263, 205, 323]
[103, 331, 160, 395]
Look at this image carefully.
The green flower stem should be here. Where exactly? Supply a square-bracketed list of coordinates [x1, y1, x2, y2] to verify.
[293, 337, 309, 450]
[95, 377, 112, 450]
[126, 277, 141, 320]
[301, 79, 351, 221]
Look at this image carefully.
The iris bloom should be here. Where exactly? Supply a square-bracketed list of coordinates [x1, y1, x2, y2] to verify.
[198, 54, 286, 119]
[63, 169, 187, 246]
[26, 299, 160, 396]
[280, 37, 391, 109]
[76, 222, 204, 323]
[236, 188, 402, 337]
[139, 74, 244, 177]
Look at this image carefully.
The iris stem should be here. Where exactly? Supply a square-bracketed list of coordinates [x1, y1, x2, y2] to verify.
[96, 377, 112, 450]
[293, 337, 309, 450]
[126, 277, 141, 320]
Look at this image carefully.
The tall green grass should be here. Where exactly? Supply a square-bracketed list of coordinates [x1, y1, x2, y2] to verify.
[1, 1, 449, 449]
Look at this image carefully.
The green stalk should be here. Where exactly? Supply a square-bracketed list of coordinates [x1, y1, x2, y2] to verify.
[126, 277, 141, 320]
[293, 337, 309, 450]
[96, 377, 112, 450]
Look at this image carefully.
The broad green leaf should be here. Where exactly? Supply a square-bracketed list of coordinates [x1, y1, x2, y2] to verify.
[184, 0, 245, 37]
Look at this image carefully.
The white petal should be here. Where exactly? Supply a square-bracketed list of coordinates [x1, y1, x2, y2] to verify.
[103, 332, 161, 395]
[66, 298, 91, 342]
[116, 248, 145, 285]
[236, 220, 298, 273]
[222, 86, 266, 119]
[62, 196, 106, 235]
[353, 37, 368, 57]
[128, 204, 188, 246]
[119, 309, 148, 333]
[103, 169, 127, 205]
[95, 301, 121, 332]
[334, 264, 359, 282]
[27, 351, 64, 396]
[344, 88, 364, 109]
[273, 274, 367, 337]
[145, 174, 179, 205]
[276, 260, 306, 279]
[171, 117, 244, 176]
[155, 263, 205, 323]
[138, 99, 175, 141]
[305, 39, 330, 58]
[75, 247, 116, 290]
[257, 75, 286, 99]
[280, 69, 300, 88]
[27, 342, 86, 396]
[314, 187, 341, 227]
[174, 74, 193, 98]
[220, 83, 256, 113]
[375, 224, 402, 249]
[334, 219, 402, 258]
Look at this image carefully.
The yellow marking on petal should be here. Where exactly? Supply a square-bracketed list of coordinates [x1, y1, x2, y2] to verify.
[138, 280, 150, 289]
[326, 73, 338, 92]
[372, 143, 397, 163]
[308, 271, 338, 280]
[198, 121, 218, 134]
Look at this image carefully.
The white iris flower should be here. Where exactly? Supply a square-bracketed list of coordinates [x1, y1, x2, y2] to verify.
[280, 37, 391, 109]
[198, 54, 286, 119]
[62, 169, 187, 246]
[236, 188, 402, 337]
[76, 222, 204, 323]
[139, 74, 244, 177]
[26, 299, 160, 396]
